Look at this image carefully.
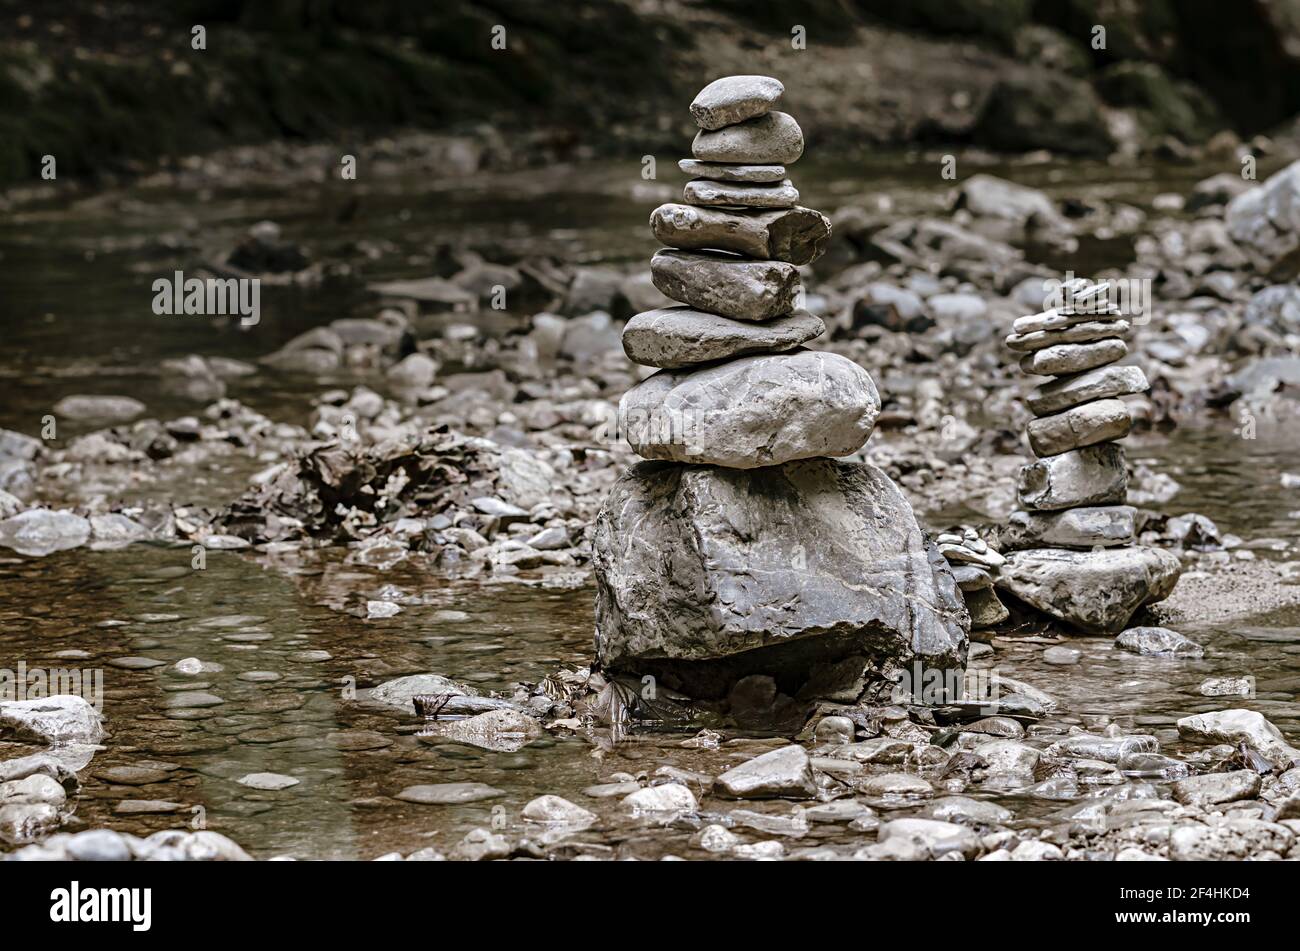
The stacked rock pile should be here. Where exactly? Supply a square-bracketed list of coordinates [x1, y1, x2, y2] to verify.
[995, 279, 1181, 633]
[592, 76, 969, 704]
[937, 528, 1007, 629]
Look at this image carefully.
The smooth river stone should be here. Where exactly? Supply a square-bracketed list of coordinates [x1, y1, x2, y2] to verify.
[1027, 365, 1149, 416]
[1012, 305, 1123, 334]
[678, 160, 786, 183]
[1027, 398, 1132, 456]
[690, 75, 785, 130]
[622, 307, 824, 369]
[684, 178, 799, 209]
[650, 204, 831, 265]
[1017, 443, 1127, 511]
[995, 546, 1181, 634]
[1019, 338, 1128, 376]
[620, 349, 880, 467]
[650, 249, 800, 321]
[692, 112, 804, 165]
[1000, 506, 1137, 551]
[1005, 319, 1130, 352]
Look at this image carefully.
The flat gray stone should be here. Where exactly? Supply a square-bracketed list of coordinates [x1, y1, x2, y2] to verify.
[1017, 443, 1128, 511]
[650, 249, 800, 321]
[622, 307, 824, 369]
[1020, 339, 1128, 376]
[1027, 365, 1149, 416]
[995, 546, 1182, 634]
[1172, 771, 1260, 808]
[684, 178, 798, 209]
[1027, 398, 1132, 456]
[1005, 319, 1130, 352]
[1001, 505, 1137, 550]
[593, 459, 969, 689]
[690, 75, 784, 130]
[678, 160, 786, 182]
[650, 203, 831, 265]
[715, 745, 818, 799]
[395, 782, 505, 805]
[237, 772, 300, 791]
[619, 349, 879, 467]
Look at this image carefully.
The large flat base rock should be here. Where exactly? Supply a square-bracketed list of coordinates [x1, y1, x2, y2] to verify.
[995, 546, 1182, 634]
[593, 459, 969, 698]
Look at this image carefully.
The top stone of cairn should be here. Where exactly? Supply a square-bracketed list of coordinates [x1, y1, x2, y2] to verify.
[690, 75, 785, 131]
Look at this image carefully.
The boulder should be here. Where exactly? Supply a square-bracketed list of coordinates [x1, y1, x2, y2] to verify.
[995, 547, 1181, 634]
[0, 696, 104, 746]
[593, 459, 969, 697]
[619, 349, 879, 468]
[714, 744, 818, 799]
[621, 307, 823, 369]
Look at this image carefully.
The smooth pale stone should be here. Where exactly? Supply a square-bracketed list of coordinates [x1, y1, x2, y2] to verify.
[1027, 398, 1132, 456]
[678, 159, 786, 182]
[1005, 319, 1130, 352]
[684, 178, 799, 209]
[1020, 338, 1128, 376]
[1013, 305, 1123, 334]
[692, 112, 804, 165]
[1017, 443, 1127, 511]
[690, 75, 784, 130]
[650, 249, 800, 321]
[619, 349, 880, 467]
[1001, 506, 1137, 550]
[650, 203, 831, 265]
[622, 307, 824, 369]
[1027, 365, 1149, 416]
[995, 546, 1182, 634]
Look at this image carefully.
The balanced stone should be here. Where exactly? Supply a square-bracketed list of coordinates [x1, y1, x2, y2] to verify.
[1027, 365, 1149, 416]
[995, 547, 1181, 634]
[1005, 319, 1130, 352]
[1017, 443, 1127, 510]
[966, 587, 1010, 627]
[1026, 398, 1132, 456]
[690, 75, 784, 131]
[693, 111, 804, 165]
[684, 178, 799, 209]
[1020, 338, 1128, 376]
[651, 203, 831, 265]
[592, 459, 969, 694]
[650, 249, 800, 321]
[679, 160, 786, 183]
[1012, 306, 1123, 334]
[619, 349, 879, 467]
[1000, 505, 1137, 550]
[622, 307, 823, 369]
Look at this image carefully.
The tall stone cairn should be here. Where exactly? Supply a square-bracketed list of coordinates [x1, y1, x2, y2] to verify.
[995, 278, 1181, 633]
[592, 76, 969, 701]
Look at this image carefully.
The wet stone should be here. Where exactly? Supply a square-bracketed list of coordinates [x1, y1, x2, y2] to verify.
[395, 783, 505, 805]
[108, 656, 166, 670]
[1115, 626, 1206, 657]
[92, 766, 172, 786]
[237, 772, 300, 791]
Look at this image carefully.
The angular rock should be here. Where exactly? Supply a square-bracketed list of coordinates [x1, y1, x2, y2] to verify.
[593, 458, 969, 696]
[620, 349, 879, 467]
[996, 546, 1181, 634]
[426, 708, 543, 752]
[684, 178, 799, 209]
[650, 249, 801, 321]
[1020, 338, 1128, 376]
[678, 160, 786, 183]
[966, 587, 1010, 628]
[1026, 398, 1132, 456]
[1027, 365, 1150, 416]
[1172, 771, 1261, 808]
[692, 111, 804, 165]
[622, 307, 823, 369]
[1001, 505, 1137, 550]
[1017, 443, 1128, 511]
[715, 745, 817, 799]
[1115, 626, 1205, 657]
[690, 75, 785, 131]
[650, 204, 831, 265]
[395, 782, 505, 805]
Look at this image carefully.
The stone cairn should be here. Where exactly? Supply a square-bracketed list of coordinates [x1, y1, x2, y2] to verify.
[592, 76, 969, 706]
[993, 278, 1181, 634]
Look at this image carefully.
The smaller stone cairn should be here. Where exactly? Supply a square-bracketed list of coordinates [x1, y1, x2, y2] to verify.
[993, 279, 1181, 633]
[937, 527, 1007, 629]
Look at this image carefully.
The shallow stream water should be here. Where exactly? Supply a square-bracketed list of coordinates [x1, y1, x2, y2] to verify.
[2, 156, 1299, 858]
